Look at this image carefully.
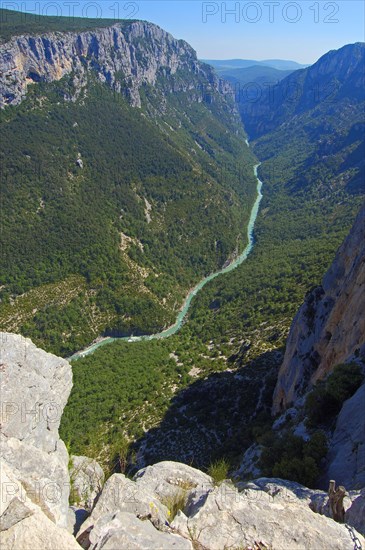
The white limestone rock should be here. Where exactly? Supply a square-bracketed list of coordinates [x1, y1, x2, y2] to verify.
[70, 455, 104, 511]
[88, 511, 192, 550]
[133, 460, 214, 502]
[76, 472, 170, 546]
[0, 333, 73, 527]
[0, 459, 81, 549]
[322, 383, 365, 490]
[0, 510, 82, 550]
[172, 480, 365, 550]
[250, 477, 365, 537]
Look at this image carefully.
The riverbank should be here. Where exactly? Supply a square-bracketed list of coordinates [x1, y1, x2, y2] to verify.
[69, 162, 263, 361]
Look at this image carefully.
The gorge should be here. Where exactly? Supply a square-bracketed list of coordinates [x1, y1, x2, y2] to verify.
[0, 7, 364, 550]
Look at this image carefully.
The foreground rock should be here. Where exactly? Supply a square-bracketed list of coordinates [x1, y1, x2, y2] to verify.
[0, 333, 81, 547]
[0, 333, 73, 527]
[76, 465, 197, 549]
[0, 459, 81, 550]
[246, 478, 365, 537]
[1, 335, 363, 549]
[87, 512, 192, 549]
[172, 478, 365, 550]
[76, 461, 364, 550]
[133, 460, 214, 501]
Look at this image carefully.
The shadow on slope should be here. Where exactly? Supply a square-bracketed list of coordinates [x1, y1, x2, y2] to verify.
[132, 348, 283, 471]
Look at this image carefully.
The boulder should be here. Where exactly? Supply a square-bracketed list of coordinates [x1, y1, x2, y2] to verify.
[87, 512, 192, 549]
[70, 455, 104, 510]
[77, 472, 170, 544]
[245, 477, 365, 536]
[0, 459, 81, 549]
[0, 510, 82, 550]
[172, 480, 365, 550]
[133, 461, 213, 502]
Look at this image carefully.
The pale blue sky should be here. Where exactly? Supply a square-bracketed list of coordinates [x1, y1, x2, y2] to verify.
[2, 1, 364, 63]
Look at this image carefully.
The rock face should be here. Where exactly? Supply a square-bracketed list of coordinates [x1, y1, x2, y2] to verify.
[321, 383, 365, 490]
[0, 332, 73, 527]
[0, 333, 81, 547]
[0, 20, 230, 108]
[272, 202, 365, 414]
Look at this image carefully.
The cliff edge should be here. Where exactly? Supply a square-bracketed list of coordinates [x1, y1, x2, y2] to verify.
[273, 202, 365, 414]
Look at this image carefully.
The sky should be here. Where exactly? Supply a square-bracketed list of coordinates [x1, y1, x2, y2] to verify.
[2, 0, 364, 63]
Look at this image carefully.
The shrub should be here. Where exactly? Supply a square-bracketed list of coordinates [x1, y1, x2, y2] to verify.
[207, 458, 229, 484]
[272, 456, 319, 488]
[258, 430, 328, 488]
[326, 362, 363, 403]
[161, 490, 187, 521]
[305, 362, 364, 427]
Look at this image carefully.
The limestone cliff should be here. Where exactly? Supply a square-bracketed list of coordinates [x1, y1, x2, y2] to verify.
[0, 333, 74, 527]
[272, 202, 365, 414]
[0, 20, 231, 108]
[321, 383, 365, 489]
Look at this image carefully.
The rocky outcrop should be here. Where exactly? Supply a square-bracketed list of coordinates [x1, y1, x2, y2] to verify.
[273, 202, 365, 414]
[0, 20, 230, 108]
[133, 460, 214, 501]
[85, 512, 192, 550]
[245, 477, 365, 537]
[70, 456, 104, 511]
[75, 461, 365, 549]
[0, 332, 81, 547]
[321, 383, 365, 490]
[76, 463, 204, 549]
[172, 477, 364, 549]
[0, 332, 73, 527]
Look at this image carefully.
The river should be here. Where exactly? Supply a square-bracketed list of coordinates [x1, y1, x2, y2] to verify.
[69, 162, 263, 361]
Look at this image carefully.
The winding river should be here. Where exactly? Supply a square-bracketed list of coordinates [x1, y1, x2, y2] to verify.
[70, 162, 263, 361]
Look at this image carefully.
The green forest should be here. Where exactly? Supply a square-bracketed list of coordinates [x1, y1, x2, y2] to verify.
[0, 8, 129, 42]
[0, 70, 257, 355]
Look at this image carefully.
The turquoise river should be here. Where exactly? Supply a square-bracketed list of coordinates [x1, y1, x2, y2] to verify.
[70, 162, 263, 360]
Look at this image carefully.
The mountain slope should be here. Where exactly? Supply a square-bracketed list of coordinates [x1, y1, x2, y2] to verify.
[0, 11, 257, 355]
[215, 65, 294, 104]
[243, 43, 365, 197]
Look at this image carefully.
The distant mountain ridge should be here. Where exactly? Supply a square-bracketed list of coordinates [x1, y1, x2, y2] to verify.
[203, 58, 309, 71]
[244, 42, 365, 199]
[242, 42, 365, 140]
